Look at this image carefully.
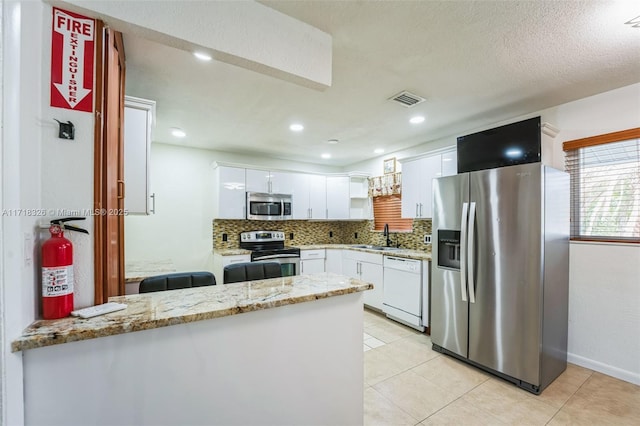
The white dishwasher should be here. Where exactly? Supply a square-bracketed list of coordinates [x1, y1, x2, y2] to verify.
[383, 256, 424, 331]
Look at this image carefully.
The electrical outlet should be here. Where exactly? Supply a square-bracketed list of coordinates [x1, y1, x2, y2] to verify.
[424, 234, 432, 244]
[354, 232, 358, 239]
[329, 231, 333, 238]
[289, 233, 294, 240]
[222, 233, 228, 242]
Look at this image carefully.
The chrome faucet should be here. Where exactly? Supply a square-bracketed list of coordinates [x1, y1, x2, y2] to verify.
[383, 223, 392, 247]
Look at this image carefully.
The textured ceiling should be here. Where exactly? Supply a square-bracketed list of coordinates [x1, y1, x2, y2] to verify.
[123, 0, 640, 167]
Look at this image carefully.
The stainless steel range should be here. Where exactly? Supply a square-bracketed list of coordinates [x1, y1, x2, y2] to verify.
[240, 231, 300, 277]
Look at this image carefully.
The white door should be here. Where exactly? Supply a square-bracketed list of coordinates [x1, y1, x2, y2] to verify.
[308, 174, 327, 219]
[342, 257, 359, 280]
[361, 262, 383, 310]
[215, 166, 246, 219]
[290, 173, 310, 219]
[326, 176, 349, 219]
[441, 150, 458, 177]
[420, 155, 442, 219]
[270, 171, 294, 194]
[245, 168, 270, 193]
[301, 259, 325, 275]
[401, 159, 422, 218]
[325, 250, 343, 274]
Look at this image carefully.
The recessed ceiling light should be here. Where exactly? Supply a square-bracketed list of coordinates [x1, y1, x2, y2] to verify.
[327, 139, 339, 144]
[289, 123, 304, 132]
[193, 51, 212, 61]
[171, 128, 186, 138]
[374, 148, 385, 154]
[410, 116, 425, 124]
[321, 153, 331, 159]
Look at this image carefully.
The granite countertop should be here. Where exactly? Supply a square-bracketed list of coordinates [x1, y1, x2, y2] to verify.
[214, 248, 252, 256]
[215, 244, 431, 261]
[12, 273, 373, 353]
[125, 259, 176, 283]
[297, 244, 432, 261]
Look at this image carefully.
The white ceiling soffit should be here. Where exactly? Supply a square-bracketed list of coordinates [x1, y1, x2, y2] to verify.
[57, 0, 332, 90]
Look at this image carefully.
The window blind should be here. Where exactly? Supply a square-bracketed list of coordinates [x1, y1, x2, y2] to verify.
[563, 128, 640, 242]
[372, 195, 413, 232]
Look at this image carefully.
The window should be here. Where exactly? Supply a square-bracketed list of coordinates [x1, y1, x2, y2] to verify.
[563, 128, 640, 243]
[372, 195, 413, 232]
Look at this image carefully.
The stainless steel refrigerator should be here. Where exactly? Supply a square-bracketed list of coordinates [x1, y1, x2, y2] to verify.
[431, 162, 569, 394]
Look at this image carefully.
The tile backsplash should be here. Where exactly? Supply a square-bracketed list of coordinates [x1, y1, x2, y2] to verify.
[213, 219, 432, 252]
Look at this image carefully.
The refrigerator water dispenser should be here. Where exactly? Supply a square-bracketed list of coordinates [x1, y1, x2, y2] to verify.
[437, 230, 461, 269]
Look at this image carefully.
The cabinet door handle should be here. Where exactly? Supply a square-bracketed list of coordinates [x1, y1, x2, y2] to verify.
[416, 203, 419, 217]
[420, 203, 424, 217]
[150, 193, 156, 214]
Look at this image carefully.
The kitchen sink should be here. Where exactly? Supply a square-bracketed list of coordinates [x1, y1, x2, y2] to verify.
[350, 245, 401, 251]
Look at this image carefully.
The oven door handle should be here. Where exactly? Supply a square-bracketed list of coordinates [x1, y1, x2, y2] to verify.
[253, 254, 300, 261]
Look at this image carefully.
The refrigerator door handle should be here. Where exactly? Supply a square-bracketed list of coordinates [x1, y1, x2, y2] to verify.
[460, 202, 469, 302]
[468, 202, 477, 304]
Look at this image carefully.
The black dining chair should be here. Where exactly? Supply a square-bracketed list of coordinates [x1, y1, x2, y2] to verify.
[138, 271, 216, 294]
[223, 262, 282, 284]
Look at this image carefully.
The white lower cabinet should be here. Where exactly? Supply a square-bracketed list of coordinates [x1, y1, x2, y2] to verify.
[343, 251, 383, 310]
[213, 253, 251, 284]
[325, 249, 343, 274]
[300, 249, 325, 275]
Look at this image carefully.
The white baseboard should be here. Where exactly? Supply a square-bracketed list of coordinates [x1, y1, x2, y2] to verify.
[568, 352, 640, 386]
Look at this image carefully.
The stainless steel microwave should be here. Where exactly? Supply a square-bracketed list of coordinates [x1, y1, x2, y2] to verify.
[246, 192, 292, 220]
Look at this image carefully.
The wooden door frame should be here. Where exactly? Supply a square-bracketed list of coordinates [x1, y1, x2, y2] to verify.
[94, 22, 126, 304]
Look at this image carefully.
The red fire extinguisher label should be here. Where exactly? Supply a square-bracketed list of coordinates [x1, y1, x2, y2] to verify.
[42, 265, 74, 297]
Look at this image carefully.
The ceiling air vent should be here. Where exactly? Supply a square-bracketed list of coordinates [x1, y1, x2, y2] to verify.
[389, 91, 426, 108]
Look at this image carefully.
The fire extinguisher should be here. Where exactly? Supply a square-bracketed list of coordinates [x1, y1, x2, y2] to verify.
[41, 217, 89, 320]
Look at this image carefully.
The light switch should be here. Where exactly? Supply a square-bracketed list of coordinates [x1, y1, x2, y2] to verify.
[24, 232, 33, 266]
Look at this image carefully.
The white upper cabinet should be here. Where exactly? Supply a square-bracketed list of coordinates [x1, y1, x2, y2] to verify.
[245, 168, 271, 193]
[400, 154, 441, 219]
[308, 174, 327, 219]
[349, 175, 371, 219]
[269, 170, 294, 194]
[326, 176, 350, 219]
[291, 173, 326, 219]
[213, 165, 369, 221]
[124, 96, 155, 215]
[246, 169, 294, 194]
[213, 165, 246, 219]
[401, 149, 457, 219]
[441, 150, 458, 177]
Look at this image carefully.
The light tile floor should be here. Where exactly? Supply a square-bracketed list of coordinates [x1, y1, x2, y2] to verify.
[363, 309, 640, 425]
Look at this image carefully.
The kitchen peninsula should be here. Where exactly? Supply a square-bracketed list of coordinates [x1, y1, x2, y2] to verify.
[14, 273, 372, 426]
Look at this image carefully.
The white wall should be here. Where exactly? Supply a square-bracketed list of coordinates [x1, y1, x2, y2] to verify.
[2, 2, 97, 423]
[348, 83, 640, 384]
[2, 1, 43, 423]
[39, 0, 95, 309]
[124, 143, 340, 273]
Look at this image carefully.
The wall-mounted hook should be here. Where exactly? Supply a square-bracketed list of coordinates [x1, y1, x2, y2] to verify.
[54, 119, 75, 140]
